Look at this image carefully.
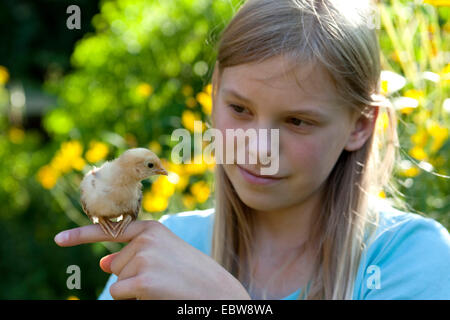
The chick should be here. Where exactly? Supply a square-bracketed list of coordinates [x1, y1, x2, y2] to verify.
[80, 148, 168, 238]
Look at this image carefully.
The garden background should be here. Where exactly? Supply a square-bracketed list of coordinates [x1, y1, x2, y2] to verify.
[0, 0, 448, 299]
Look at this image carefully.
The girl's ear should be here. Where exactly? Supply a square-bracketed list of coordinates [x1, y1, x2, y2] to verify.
[344, 106, 379, 152]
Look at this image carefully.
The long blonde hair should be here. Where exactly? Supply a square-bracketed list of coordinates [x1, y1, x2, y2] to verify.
[208, 0, 398, 299]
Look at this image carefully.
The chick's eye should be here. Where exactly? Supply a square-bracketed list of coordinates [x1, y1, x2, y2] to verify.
[147, 163, 154, 168]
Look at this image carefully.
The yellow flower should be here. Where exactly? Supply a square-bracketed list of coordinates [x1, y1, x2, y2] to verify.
[404, 89, 424, 101]
[381, 80, 388, 95]
[399, 107, 415, 115]
[85, 141, 109, 163]
[175, 174, 189, 191]
[375, 111, 389, 134]
[378, 190, 386, 198]
[204, 84, 212, 95]
[167, 161, 185, 176]
[441, 63, 450, 83]
[8, 127, 25, 144]
[143, 191, 169, 212]
[190, 180, 210, 203]
[442, 64, 450, 74]
[181, 110, 201, 132]
[184, 154, 209, 175]
[136, 83, 153, 98]
[0, 66, 9, 85]
[148, 141, 162, 155]
[427, 121, 448, 152]
[390, 50, 400, 63]
[427, 121, 447, 138]
[51, 140, 85, 173]
[196, 92, 212, 115]
[409, 146, 427, 161]
[151, 176, 176, 198]
[410, 129, 428, 148]
[50, 154, 71, 174]
[413, 110, 431, 126]
[62, 140, 83, 157]
[67, 296, 80, 300]
[442, 64, 450, 75]
[400, 167, 420, 178]
[182, 194, 196, 210]
[37, 165, 60, 189]
[72, 157, 86, 171]
[424, 0, 450, 6]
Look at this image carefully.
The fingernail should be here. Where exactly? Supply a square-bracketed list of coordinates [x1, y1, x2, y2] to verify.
[55, 231, 68, 245]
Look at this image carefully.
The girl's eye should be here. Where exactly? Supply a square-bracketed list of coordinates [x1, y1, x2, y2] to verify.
[228, 104, 247, 114]
[286, 117, 311, 127]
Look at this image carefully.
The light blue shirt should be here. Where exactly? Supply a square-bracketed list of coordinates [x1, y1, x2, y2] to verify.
[98, 203, 450, 300]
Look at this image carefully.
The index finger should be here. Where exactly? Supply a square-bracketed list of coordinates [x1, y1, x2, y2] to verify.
[54, 220, 149, 247]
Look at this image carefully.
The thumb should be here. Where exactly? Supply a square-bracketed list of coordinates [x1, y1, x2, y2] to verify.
[100, 252, 119, 274]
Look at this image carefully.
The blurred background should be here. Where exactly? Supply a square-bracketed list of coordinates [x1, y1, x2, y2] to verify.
[0, 0, 448, 299]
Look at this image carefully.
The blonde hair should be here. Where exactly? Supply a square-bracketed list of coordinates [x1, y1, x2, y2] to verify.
[208, 0, 399, 299]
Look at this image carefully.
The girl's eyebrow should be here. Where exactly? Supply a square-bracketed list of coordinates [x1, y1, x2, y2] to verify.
[223, 88, 253, 104]
[223, 88, 329, 119]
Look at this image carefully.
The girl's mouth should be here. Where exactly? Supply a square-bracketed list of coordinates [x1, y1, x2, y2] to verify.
[237, 164, 285, 185]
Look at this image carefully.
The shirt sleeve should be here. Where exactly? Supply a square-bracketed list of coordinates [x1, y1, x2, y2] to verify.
[358, 214, 450, 300]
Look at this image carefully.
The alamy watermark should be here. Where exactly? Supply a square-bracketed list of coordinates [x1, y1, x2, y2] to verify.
[66, 5, 81, 30]
[366, 264, 381, 290]
[367, 3, 381, 30]
[66, 264, 81, 290]
[171, 121, 280, 176]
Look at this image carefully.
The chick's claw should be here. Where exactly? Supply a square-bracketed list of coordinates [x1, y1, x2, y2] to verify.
[95, 215, 134, 238]
[97, 217, 120, 239]
[115, 215, 133, 238]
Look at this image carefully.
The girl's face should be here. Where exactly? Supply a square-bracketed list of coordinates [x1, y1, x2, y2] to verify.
[212, 55, 375, 212]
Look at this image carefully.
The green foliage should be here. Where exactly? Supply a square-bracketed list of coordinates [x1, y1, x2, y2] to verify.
[0, 0, 241, 299]
[377, 0, 450, 226]
[45, 0, 237, 143]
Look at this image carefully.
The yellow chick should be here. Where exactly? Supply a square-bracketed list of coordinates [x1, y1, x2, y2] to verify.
[80, 148, 167, 238]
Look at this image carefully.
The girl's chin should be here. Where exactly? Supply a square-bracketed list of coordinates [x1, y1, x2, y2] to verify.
[239, 194, 286, 212]
[232, 184, 287, 211]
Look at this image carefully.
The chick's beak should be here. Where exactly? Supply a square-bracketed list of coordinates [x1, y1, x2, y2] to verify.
[155, 167, 168, 175]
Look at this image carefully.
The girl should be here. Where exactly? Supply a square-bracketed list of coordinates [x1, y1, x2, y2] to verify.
[55, 0, 450, 299]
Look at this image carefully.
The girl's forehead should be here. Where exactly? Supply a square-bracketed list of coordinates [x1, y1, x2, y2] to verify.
[219, 56, 340, 107]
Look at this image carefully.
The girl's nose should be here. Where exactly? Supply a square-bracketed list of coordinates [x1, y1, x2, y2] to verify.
[247, 129, 268, 165]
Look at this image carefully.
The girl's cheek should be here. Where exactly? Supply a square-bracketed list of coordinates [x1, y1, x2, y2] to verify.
[285, 135, 322, 171]
[213, 103, 233, 131]
[213, 107, 239, 162]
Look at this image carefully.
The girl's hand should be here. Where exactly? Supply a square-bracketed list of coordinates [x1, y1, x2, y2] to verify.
[54, 220, 251, 300]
